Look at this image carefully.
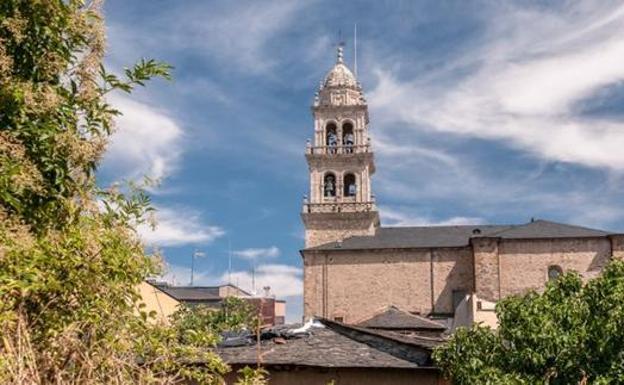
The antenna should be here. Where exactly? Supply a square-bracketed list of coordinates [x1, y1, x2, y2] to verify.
[354, 23, 358, 77]
[190, 249, 205, 286]
[228, 238, 232, 285]
[251, 263, 256, 295]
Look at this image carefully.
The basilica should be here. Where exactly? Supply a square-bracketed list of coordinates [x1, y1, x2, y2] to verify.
[300, 47, 624, 328]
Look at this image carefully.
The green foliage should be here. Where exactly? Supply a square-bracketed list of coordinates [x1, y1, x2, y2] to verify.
[433, 260, 624, 385]
[171, 297, 258, 345]
[234, 366, 269, 385]
[0, 1, 228, 384]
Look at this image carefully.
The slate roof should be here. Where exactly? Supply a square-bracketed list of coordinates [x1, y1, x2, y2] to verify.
[157, 286, 221, 301]
[154, 284, 252, 302]
[306, 220, 615, 251]
[216, 319, 441, 369]
[357, 306, 446, 331]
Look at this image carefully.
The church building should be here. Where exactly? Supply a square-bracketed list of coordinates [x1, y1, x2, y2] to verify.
[300, 47, 624, 328]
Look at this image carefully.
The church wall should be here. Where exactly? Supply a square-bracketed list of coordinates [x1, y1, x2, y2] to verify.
[325, 249, 432, 323]
[303, 253, 325, 321]
[432, 248, 474, 314]
[610, 235, 624, 259]
[302, 247, 474, 322]
[472, 237, 501, 302]
[498, 238, 612, 298]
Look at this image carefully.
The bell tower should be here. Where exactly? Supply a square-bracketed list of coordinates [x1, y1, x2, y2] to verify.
[302, 46, 379, 248]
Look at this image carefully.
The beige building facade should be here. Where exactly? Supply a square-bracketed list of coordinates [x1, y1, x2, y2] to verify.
[136, 281, 180, 324]
[301, 48, 624, 328]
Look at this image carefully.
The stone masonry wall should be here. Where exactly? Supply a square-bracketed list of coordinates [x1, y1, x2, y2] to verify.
[302, 247, 473, 322]
[432, 248, 474, 314]
[610, 235, 624, 260]
[472, 237, 501, 302]
[499, 238, 612, 298]
[303, 236, 617, 323]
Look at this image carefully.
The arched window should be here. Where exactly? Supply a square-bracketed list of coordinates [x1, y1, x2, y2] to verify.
[326, 122, 337, 153]
[343, 173, 356, 197]
[342, 122, 354, 153]
[324, 173, 336, 197]
[548, 265, 563, 281]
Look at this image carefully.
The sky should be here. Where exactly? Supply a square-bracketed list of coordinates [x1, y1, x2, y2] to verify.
[101, 0, 624, 322]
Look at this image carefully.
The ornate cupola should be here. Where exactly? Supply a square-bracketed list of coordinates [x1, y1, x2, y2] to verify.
[301, 46, 379, 248]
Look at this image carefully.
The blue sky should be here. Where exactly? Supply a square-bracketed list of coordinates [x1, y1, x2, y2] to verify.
[101, 1, 624, 322]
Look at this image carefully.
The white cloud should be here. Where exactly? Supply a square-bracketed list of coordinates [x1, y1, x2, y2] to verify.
[233, 246, 280, 260]
[158, 263, 304, 322]
[379, 206, 484, 227]
[104, 94, 183, 181]
[161, 263, 303, 298]
[369, 3, 624, 171]
[138, 206, 225, 247]
[226, 264, 302, 297]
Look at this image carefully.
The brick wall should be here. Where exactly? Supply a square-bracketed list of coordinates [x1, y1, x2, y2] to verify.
[499, 238, 612, 297]
[303, 236, 616, 323]
[472, 237, 501, 302]
[610, 235, 624, 260]
[302, 247, 473, 322]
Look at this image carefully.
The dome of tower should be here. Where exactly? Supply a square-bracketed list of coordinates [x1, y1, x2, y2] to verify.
[323, 47, 357, 88]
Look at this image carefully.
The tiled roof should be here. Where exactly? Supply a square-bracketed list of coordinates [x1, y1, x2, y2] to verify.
[306, 220, 614, 251]
[216, 319, 441, 369]
[357, 306, 446, 331]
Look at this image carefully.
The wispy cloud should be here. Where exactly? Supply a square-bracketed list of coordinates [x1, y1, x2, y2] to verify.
[233, 246, 280, 260]
[108, 1, 311, 75]
[379, 206, 484, 227]
[104, 94, 183, 181]
[369, 3, 624, 171]
[138, 206, 225, 247]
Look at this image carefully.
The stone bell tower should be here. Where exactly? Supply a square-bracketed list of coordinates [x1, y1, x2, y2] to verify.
[301, 46, 379, 248]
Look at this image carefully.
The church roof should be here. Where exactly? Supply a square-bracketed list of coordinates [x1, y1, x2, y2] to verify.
[306, 220, 615, 251]
[357, 306, 447, 331]
[323, 46, 357, 88]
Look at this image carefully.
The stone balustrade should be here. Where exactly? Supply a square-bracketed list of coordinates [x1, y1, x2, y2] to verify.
[302, 201, 376, 214]
[306, 144, 370, 155]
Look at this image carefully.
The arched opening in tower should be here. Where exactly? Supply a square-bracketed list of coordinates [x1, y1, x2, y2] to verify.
[342, 122, 354, 153]
[326, 122, 337, 153]
[324, 172, 336, 197]
[344, 173, 356, 197]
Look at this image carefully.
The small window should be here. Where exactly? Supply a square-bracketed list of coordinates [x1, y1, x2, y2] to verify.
[334, 316, 344, 323]
[548, 265, 563, 281]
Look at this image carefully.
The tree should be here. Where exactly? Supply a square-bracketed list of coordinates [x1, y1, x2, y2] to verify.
[433, 259, 624, 385]
[171, 297, 258, 346]
[0, 1, 230, 383]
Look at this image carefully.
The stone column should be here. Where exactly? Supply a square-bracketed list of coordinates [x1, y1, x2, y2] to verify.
[471, 237, 501, 302]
